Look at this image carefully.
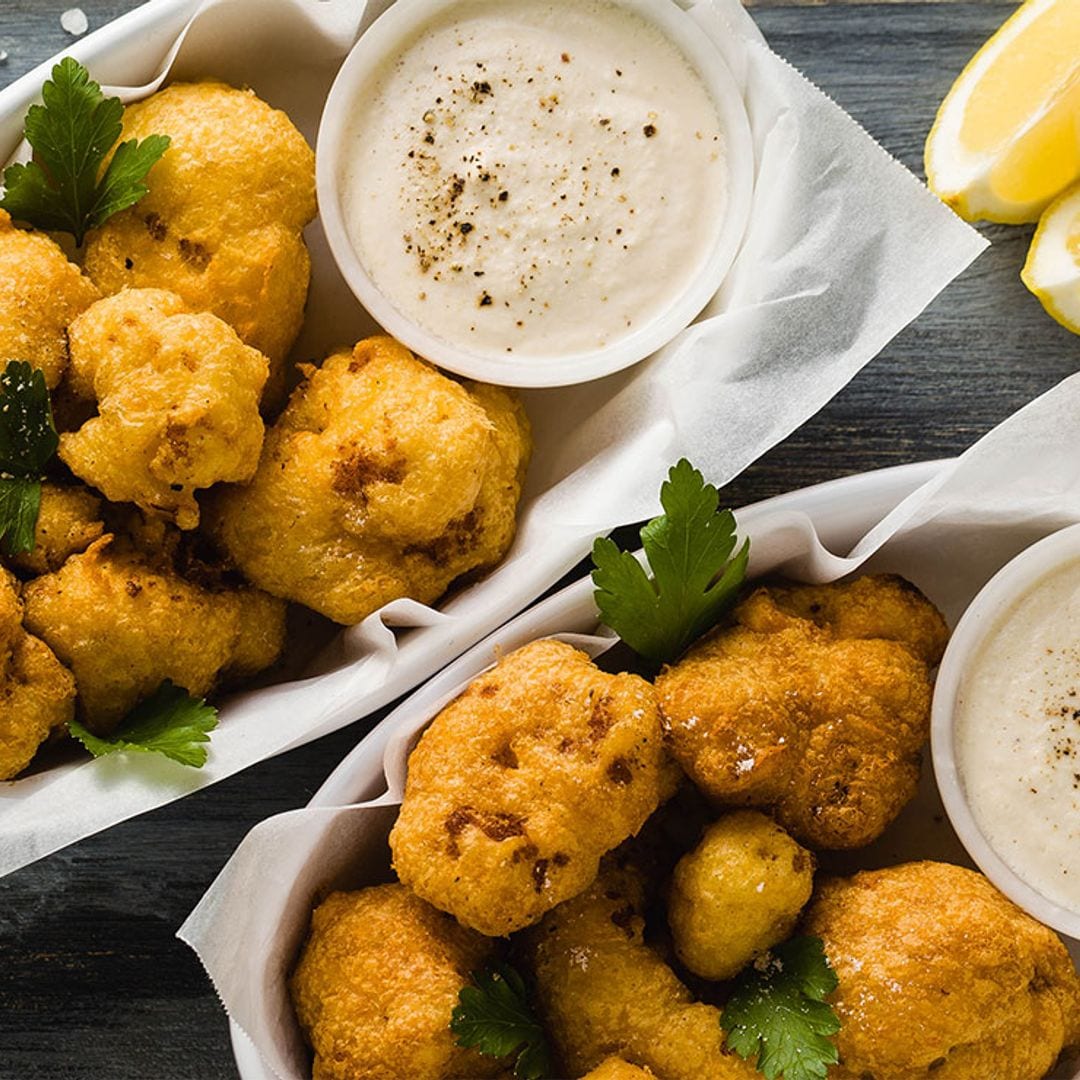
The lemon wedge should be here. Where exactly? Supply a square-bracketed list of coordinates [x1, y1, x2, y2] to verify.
[1022, 181, 1080, 332]
[926, 0, 1080, 224]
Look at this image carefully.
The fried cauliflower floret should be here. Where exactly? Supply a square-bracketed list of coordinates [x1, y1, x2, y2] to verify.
[0, 570, 76, 779]
[290, 884, 505, 1080]
[208, 336, 531, 626]
[0, 210, 100, 388]
[656, 575, 947, 849]
[804, 862, 1080, 1079]
[82, 81, 316, 404]
[581, 1059, 656, 1079]
[524, 865, 756, 1079]
[389, 640, 676, 935]
[59, 289, 267, 530]
[667, 811, 814, 980]
[21, 535, 285, 733]
[4, 483, 104, 576]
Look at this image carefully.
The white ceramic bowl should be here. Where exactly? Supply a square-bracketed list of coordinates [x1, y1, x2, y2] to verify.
[316, 0, 754, 388]
[932, 523, 1080, 939]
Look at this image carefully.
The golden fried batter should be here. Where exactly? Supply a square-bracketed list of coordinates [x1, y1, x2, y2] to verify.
[667, 810, 814, 980]
[208, 336, 531, 625]
[524, 865, 756, 1079]
[59, 289, 267, 530]
[656, 575, 948, 848]
[290, 884, 505, 1080]
[21, 535, 285, 733]
[4, 483, 104, 577]
[0, 569, 76, 780]
[0, 210, 100, 388]
[581, 1058, 656, 1079]
[390, 640, 676, 935]
[82, 82, 315, 404]
[804, 862, 1080, 1079]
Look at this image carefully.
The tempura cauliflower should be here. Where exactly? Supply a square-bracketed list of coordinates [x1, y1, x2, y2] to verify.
[390, 639, 676, 935]
[581, 1060, 656, 1079]
[290, 884, 505, 1080]
[82, 81, 316, 404]
[208, 336, 531, 626]
[59, 289, 267, 530]
[22, 535, 285, 733]
[524, 864, 757, 1079]
[3, 483, 104, 577]
[656, 575, 948, 848]
[805, 861, 1080, 1079]
[0, 570, 76, 780]
[667, 810, 814, 980]
[0, 210, 100, 387]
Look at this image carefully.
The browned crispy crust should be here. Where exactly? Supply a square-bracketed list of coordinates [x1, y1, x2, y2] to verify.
[804, 861, 1080, 1079]
[390, 639, 678, 935]
[656, 575, 949, 849]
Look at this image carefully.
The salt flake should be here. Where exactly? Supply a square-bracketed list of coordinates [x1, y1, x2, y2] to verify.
[61, 8, 89, 36]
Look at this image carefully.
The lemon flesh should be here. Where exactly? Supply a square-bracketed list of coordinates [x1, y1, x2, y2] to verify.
[927, 0, 1080, 224]
[1022, 181, 1080, 332]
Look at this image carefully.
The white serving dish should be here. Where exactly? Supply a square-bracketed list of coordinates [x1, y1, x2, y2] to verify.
[193, 458, 1074, 1080]
[317, 0, 754, 388]
[932, 522, 1080, 940]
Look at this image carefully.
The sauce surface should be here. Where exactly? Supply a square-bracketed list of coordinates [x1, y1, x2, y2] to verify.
[956, 557, 1080, 913]
[341, 0, 727, 360]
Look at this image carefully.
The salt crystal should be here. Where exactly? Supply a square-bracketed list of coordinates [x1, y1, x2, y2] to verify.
[61, 8, 89, 36]
[0, 50, 8, 64]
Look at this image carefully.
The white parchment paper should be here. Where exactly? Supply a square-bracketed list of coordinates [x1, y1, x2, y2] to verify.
[181, 374, 1080, 1080]
[0, 0, 985, 876]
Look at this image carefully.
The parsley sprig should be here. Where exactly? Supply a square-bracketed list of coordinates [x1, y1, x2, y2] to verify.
[0, 57, 169, 245]
[722, 936, 841, 1080]
[0, 360, 59, 556]
[451, 964, 553, 1080]
[69, 680, 219, 768]
[591, 458, 749, 663]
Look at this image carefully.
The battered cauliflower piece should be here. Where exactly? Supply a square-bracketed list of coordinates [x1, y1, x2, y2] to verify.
[208, 336, 531, 625]
[82, 81, 316, 404]
[21, 535, 285, 733]
[656, 575, 948, 849]
[290, 885, 505, 1080]
[389, 639, 676, 936]
[0, 210, 100, 387]
[59, 289, 267, 530]
[524, 865, 757, 1079]
[0, 570, 76, 780]
[667, 810, 814, 980]
[4, 483, 104, 576]
[804, 862, 1080, 1079]
[581, 1059, 656, 1079]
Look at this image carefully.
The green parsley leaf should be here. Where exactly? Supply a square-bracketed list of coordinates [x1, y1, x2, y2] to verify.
[451, 964, 553, 1080]
[0, 57, 169, 245]
[591, 458, 749, 663]
[722, 936, 841, 1080]
[69, 680, 219, 768]
[0, 360, 59, 556]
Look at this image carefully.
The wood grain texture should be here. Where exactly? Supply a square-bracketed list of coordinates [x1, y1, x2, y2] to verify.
[0, 2, 1073, 1079]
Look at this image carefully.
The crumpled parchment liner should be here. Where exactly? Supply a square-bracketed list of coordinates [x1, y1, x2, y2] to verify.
[182, 374, 1080, 1080]
[0, 0, 985, 876]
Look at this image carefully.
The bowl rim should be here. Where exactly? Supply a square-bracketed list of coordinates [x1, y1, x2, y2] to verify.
[931, 521, 1080, 939]
[315, 0, 755, 388]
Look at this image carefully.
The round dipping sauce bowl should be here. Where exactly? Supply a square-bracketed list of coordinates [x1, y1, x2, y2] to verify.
[318, 0, 753, 387]
[932, 523, 1080, 939]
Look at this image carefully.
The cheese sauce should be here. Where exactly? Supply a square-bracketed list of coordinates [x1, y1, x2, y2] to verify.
[341, 0, 727, 360]
[955, 558, 1080, 913]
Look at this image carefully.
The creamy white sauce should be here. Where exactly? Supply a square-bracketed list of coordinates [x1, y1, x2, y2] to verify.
[341, 0, 727, 361]
[956, 558, 1080, 913]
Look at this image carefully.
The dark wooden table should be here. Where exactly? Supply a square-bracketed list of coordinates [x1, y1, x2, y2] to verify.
[1, 1, 1075, 1077]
